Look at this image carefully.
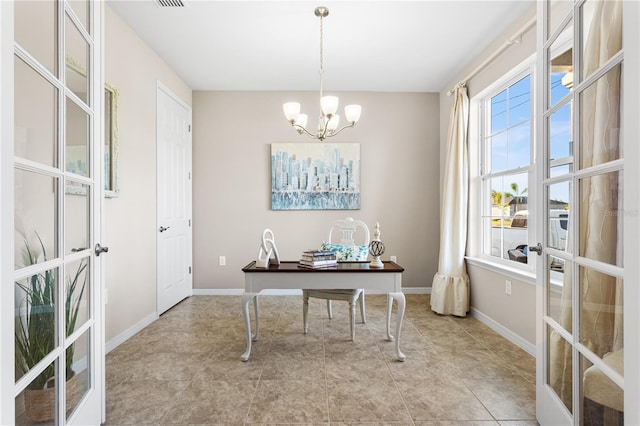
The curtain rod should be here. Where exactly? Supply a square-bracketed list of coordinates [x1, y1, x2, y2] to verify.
[447, 15, 537, 96]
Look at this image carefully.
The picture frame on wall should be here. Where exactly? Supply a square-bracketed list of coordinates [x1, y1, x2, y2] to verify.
[271, 143, 361, 210]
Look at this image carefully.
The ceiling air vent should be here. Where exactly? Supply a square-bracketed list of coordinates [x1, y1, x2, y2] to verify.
[155, 0, 187, 7]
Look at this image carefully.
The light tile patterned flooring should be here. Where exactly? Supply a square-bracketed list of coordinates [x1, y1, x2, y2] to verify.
[105, 294, 538, 425]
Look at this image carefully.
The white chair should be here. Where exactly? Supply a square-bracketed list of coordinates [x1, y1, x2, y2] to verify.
[303, 217, 370, 341]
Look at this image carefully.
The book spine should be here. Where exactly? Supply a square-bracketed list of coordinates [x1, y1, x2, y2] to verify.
[300, 255, 336, 261]
[297, 263, 339, 269]
[299, 259, 338, 266]
[303, 250, 334, 257]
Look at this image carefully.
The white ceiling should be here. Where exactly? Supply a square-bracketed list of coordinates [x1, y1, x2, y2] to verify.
[107, 0, 533, 92]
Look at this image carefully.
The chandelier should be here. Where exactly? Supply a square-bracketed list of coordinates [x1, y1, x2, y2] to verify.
[283, 6, 361, 141]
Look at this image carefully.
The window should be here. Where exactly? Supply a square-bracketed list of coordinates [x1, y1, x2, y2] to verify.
[480, 69, 534, 266]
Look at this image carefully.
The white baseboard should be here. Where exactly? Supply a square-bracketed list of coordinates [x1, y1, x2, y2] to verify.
[192, 289, 245, 296]
[105, 312, 158, 355]
[470, 307, 536, 357]
[193, 287, 431, 296]
[403, 287, 431, 294]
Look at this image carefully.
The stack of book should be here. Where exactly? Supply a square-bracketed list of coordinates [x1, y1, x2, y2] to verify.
[298, 249, 338, 269]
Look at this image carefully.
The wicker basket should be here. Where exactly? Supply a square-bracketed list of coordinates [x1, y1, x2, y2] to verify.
[24, 375, 77, 422]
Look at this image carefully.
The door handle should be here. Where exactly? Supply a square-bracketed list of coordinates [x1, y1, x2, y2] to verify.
[159, 226, 170, 233]
[95, 243, 109, 257]
[529, 243, 543, 256]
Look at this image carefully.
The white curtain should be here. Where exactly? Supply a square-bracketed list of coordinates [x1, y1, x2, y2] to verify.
[431, 85, 470, 316]
[549, 0, 623, 409]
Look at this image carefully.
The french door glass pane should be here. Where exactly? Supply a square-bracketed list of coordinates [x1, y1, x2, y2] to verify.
[14, 170, 58, 268]
[547, 0, 573, 41]
[65, 181, 90, 255]
[66, 329, 90, 421]
[548, 101, 573, 167]
[548, 181, 570, 252]
[548, 21, 573, 109]
[68, 0, 90, 35]
[547, 255, 571, 328]
[579, 266, 623, 356]
[581, 0, 623, 82]
[14, 268, 59, 384]
[578, 171, 622, 266]
[15, 359, 59, 425]
[65, 258, 90, 336]
[65, 14, 89, 105]
[579, 64, 622, 170]
[581, 352, 624, 425]
[14, 56, 58, 167]
[14, 0, 57, 76]
[548, 324, 573, 414]
[65, 98, 90, 177]
[550, 165, 571, 178]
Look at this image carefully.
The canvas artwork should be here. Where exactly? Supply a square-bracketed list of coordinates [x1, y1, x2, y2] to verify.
[271, 143, 361, 210]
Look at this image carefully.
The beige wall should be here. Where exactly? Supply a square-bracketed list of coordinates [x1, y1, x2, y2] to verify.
[104, 6, 192, 342]
[439, 5, 537, 345]
[192, 91, 440, 290]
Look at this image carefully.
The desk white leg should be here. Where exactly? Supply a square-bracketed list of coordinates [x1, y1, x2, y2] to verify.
[253, 294, 260, 342]
[241, 292, 257, 362]
[386, 293, 394, 342]
[389, 292, 406, 362]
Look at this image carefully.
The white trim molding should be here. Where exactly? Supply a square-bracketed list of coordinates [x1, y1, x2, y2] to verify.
[105, 312, 158, 354]
[470, 307, 535, 356]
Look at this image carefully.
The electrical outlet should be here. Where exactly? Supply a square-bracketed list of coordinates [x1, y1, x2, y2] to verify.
[390, 255, 397, 262]
[505, 280, 512, 296]
[219, 256, 226, 266]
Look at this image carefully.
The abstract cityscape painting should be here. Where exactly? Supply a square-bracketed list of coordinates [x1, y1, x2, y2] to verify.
[271, 143, 361, 210]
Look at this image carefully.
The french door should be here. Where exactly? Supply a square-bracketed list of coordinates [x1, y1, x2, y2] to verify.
[2, 0, 104, 424]
[536, 1, 624, 425]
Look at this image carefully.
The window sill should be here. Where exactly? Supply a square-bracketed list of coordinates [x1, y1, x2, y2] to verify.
[465, 256, 537, 285]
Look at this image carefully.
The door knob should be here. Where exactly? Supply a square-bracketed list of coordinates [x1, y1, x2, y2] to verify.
[159, 226, 170, 232]
[529, 243, 543, 256]
[95, 243, 109, 257]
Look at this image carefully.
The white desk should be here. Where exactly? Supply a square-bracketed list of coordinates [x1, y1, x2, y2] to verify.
[240, 260, 406, 362]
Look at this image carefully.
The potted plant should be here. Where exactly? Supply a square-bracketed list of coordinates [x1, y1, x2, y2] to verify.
[15, 233, 87, 422]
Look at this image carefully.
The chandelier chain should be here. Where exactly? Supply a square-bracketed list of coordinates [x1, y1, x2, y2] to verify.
[319, 13, 324, 101]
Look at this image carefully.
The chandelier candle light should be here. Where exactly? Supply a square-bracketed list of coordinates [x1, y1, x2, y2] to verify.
[283, 6, 361, 141]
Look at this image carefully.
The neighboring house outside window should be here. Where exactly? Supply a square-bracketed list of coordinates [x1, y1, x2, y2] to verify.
[479, 68, 534, 268]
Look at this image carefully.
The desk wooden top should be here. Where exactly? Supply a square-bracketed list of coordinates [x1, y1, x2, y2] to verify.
[242, 260, 404, 273]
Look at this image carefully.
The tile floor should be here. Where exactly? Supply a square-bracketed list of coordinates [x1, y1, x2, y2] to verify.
[105, 294, 538, 425]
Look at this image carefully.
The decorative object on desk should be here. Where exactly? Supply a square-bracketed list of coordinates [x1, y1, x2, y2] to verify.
[271, 143, 360, 210]
[282, 6, 361, 141]
[368, 222, 385, 268]
[299, 249, 338, 269]
[255, 229, 280, 268]
[320, 242, 368, 261]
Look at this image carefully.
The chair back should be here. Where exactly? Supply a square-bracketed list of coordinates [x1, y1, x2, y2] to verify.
[329, 217, 370, 246]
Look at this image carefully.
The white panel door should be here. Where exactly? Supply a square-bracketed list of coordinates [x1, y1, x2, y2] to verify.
[156, 85, 192, 315]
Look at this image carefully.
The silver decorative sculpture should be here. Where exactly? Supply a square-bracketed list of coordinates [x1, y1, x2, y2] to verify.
[256, 228, 280, 268]
[368, 222, 385, 268]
